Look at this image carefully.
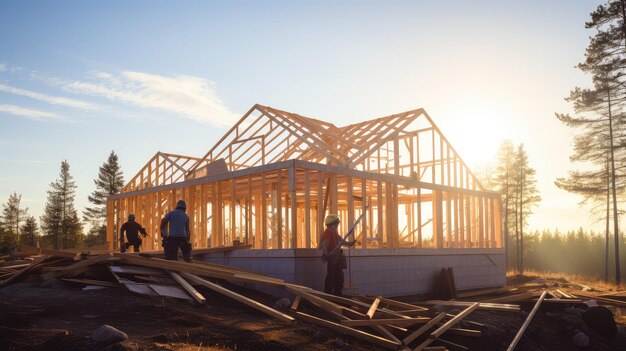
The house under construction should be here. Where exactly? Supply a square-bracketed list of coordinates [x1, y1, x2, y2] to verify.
[107, 104, 505, 296]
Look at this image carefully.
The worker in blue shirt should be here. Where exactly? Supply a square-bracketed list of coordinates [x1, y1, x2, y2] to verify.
[160, 200, 192, 262]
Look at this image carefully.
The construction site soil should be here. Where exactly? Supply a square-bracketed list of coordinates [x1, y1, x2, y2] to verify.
[1, 275, 626, 351]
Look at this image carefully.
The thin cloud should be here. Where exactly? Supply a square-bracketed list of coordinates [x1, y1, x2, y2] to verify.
[0, 104, 65, 121]
[62, 71, 237, 126]
[0, 83, 99, 110]
[0, 64, 6, 72]
[0, 158, 50, 164]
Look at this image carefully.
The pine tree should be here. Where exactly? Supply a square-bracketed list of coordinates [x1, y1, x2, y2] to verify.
[20, 215, 39, 247]
[513, 144, 541, 274]
[1, 192, 28, 245]
[558, 0, 626, 283]
[41, 160, 83, 249]
[83, 151, 124, 246]
[494, 140, 517, 271]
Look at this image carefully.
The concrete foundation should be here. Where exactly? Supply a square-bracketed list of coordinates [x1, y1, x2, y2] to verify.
[198, 248, 506, 297]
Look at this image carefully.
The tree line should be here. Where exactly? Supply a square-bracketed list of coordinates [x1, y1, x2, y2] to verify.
[0, 151, 123, 253]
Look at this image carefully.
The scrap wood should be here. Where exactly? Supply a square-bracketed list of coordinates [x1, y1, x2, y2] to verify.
[109, 265, 165, 275]
[456, 286, 509, 299]
[41, 253, 114, 280]
[403, 312, 447, 345]
[372, 324, 402, 344]
[40, 248, 83, 260]
[180, 272, 294, 324]
[60, 278, 120, 288]
[340, 317, 431, 327]
[305, 289, 416, 320]
[294, 311, 400, 349]
[285, 285, 344, 314]
[167, 271, 206, 304]
[571, 292, 626, 307]
[0, 254, 49, 288]
[139, 244, 252, 258]
[482, 291, 535, 304]
[432, 338, 468, 351]
[360, 295, 429, 312]
[18, 244, 42, 255]
[436, 326, 481, 338]
[414, 303, 479, 351]
[506, 290, 548, 351]
[113, 253, 285, 286]
[290, 294, 302, 311]
[538, 298, 582, 304]
[422, 300, 520, 312]
[366, 297, 381, 319]
[556, 289, 575, 299]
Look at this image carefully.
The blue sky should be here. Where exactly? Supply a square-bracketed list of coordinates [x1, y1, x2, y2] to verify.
[0, 0, 606, 232]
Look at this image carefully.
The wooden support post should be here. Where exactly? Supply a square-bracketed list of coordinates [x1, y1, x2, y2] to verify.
[305, 171, 311, 249]
[362, 177, 367, 249]
[276, 170, 283, 249]
[289, 163, 297, 249]
[377, 181, 383, 247]
[433, 190, 443, 249]
[262, 173, 267, 249]
[231, 178, 236, 245]
[317, 172, 324, 247]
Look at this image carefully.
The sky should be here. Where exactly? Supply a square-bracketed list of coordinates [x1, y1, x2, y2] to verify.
[0, 0, 608, 234]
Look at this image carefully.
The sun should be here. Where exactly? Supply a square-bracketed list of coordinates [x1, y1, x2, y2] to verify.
[440, 94, 514, 169]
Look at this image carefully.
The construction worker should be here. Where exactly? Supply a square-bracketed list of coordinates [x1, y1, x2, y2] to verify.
[160, 200, 192, 262]
[119, 214, 148, 253]
[320, 214, 355, 296]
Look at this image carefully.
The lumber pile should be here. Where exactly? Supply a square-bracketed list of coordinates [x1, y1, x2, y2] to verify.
[0, 247, 495, 350]
[4, 248, 622, 351]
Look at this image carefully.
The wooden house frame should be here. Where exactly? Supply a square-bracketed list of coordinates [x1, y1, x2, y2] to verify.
[107, 104, 502, 253]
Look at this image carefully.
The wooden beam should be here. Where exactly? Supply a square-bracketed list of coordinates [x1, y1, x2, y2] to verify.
[294, 311, 400, 349]
[403, 312, 446, 345]
[167, 271, 206, 304]
[506, 290, 547, 351]
[180, 272, 294, 323]
[42, 253, 113, 280]
[340, 317, 430, 327]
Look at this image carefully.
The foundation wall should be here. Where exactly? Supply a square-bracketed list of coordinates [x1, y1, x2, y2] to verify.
[198, 248, 505, 297]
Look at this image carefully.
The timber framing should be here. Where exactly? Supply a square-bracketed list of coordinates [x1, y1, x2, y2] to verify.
[107, 104, 503, 251]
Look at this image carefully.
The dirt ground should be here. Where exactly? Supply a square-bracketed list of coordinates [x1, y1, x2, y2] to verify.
[2, 275, 626, 351]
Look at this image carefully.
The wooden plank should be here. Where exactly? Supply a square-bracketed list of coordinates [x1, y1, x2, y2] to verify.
[456, 287, 509, 299]
[431, 303, 479, 338]
[290, 294, 302, 311]
[294, 311, 400, 349]
[42, 253, 113, 280]
[340, 317, 431, 327]
[372, 324, 402, 345]
[285, 285, 343, 315]
[403, 312, 446, 345]
[507, 290, 547, 351]
[367, 297, 381, 319]
[422, 300, 520, 312]
[414, 303, 479, 351]
[113, 253, 286, 286]
[60, 278, 120, 288]
[483, 292, 535, 304]
[180, 272, 294, 323]
[167, 270, 206, 304]
[0, 255, 49, 288]
[572, 292, 626, 307]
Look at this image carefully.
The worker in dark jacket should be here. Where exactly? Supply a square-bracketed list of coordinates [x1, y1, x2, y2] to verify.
[120, 214, 148, 253]
[320, 214, 354, 296]
[160, 200, 192, 262]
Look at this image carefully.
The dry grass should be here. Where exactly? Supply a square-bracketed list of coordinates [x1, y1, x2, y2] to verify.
[507, 269, 626, 292]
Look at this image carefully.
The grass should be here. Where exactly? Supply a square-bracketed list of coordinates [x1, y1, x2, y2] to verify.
[507, 269, 626, 292]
